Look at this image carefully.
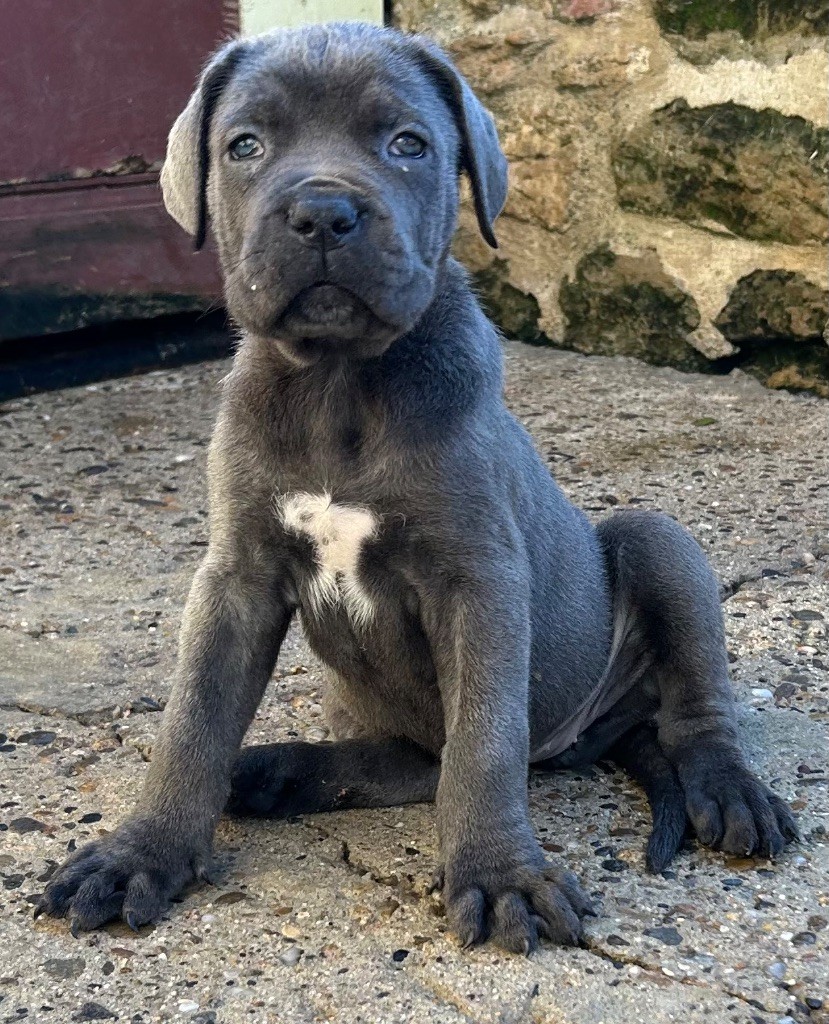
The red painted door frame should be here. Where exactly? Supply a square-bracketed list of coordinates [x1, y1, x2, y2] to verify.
[0, 1, 236, 341]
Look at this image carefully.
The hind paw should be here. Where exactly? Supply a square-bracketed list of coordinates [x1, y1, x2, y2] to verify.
[684, 763, 798, 859]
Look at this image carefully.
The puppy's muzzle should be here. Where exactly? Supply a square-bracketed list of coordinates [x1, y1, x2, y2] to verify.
[283, 179, 369, 252]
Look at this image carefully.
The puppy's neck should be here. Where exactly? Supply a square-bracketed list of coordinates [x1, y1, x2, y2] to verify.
[233, 256, 503, 425]
[376, 257, 503, 416]
[219, 258, 505, 496]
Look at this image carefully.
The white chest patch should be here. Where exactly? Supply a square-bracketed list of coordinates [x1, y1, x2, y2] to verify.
[278, 492, 379, 627]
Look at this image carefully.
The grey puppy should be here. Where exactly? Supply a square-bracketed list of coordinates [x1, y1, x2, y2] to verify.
[39, 23, 797, 953]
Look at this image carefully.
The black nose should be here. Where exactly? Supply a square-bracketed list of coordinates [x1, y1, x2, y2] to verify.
[286, 193, 360, 248]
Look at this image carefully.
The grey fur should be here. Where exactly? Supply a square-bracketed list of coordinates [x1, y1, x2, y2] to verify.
[39, 23, 796, 953]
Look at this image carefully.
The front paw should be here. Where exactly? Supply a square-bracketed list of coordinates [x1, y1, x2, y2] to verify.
[35, 817, 208, 934]
[441, 846, 594, 954]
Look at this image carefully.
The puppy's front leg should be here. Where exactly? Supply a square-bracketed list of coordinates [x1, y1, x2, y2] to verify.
[431, 567, 593, 953]
[39, 550, 291, 933]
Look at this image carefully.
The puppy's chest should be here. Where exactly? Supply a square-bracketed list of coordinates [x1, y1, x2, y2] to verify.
[277, 492, 380, 627]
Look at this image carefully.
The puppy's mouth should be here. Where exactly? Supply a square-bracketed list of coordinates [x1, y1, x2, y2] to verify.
[276, 283, 378, 341]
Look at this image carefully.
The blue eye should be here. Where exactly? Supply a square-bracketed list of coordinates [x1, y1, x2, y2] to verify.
[229, 134, 264, 160]
[388, 132, 427, 158]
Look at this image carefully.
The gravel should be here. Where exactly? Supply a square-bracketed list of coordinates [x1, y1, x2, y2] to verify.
[1, 343, 826, 1023]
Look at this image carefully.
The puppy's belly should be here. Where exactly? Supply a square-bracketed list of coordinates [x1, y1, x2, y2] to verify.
[278, 491, 379, 627]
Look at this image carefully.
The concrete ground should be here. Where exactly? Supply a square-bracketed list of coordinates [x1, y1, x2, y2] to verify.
[1, 342, 827, 1024]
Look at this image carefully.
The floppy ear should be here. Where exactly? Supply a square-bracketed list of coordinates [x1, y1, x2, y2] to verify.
[161, 40, 244, 250]
[410, 38, 508, 248]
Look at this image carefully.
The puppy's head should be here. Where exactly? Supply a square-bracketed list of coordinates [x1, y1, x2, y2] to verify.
[161, 24, 507, 365]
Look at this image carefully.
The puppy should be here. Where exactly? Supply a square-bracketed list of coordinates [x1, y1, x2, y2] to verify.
[39, 23, 796, 953]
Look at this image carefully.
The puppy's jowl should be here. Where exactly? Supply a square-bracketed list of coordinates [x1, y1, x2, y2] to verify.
[40, 23, 797, 953]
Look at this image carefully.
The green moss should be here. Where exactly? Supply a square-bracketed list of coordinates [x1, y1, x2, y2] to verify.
[654, 0, 829, 40]
[472, 261, 550, 344]
[612, 100, 829, 245]
[558, 246, 710, 371]
[716, 270, 829, 341]
[656, 0, 755, 38]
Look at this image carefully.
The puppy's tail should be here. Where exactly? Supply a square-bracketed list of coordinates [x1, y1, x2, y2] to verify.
[609, 724, 687, 873]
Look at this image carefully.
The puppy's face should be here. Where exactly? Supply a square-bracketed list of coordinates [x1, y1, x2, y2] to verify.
[162, 26, 507, 366]
[215, 42, 457, 363]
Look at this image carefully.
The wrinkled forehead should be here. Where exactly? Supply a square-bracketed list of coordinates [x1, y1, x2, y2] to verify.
[214, 30, 454, 140]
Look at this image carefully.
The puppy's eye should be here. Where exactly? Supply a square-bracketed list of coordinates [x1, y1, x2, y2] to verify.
[229, 134, 264, 160]
[388, 132, 427, 158]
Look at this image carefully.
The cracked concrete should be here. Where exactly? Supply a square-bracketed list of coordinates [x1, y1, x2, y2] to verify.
[1, 343, 827, 1023]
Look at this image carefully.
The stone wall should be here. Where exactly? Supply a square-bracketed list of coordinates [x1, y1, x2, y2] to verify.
[393, 0, 829, 396]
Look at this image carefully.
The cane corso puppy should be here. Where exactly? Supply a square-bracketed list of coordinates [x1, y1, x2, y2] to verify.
[38, 23, 797, 953]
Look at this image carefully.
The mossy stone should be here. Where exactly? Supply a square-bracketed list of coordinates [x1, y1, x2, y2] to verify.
[715, 270, 829, 342]
[654, 0, 829, 40]
[558, 246, 710, 371]
[472, 260, 550, 345]
[612, 100, 829, 245]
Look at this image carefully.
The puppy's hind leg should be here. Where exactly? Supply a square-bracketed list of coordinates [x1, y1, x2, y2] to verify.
[228, 738, 439, 817]
[608, 723, 688, 873]
[598, 510, 798, 862]
[541, 662, 688, 872]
